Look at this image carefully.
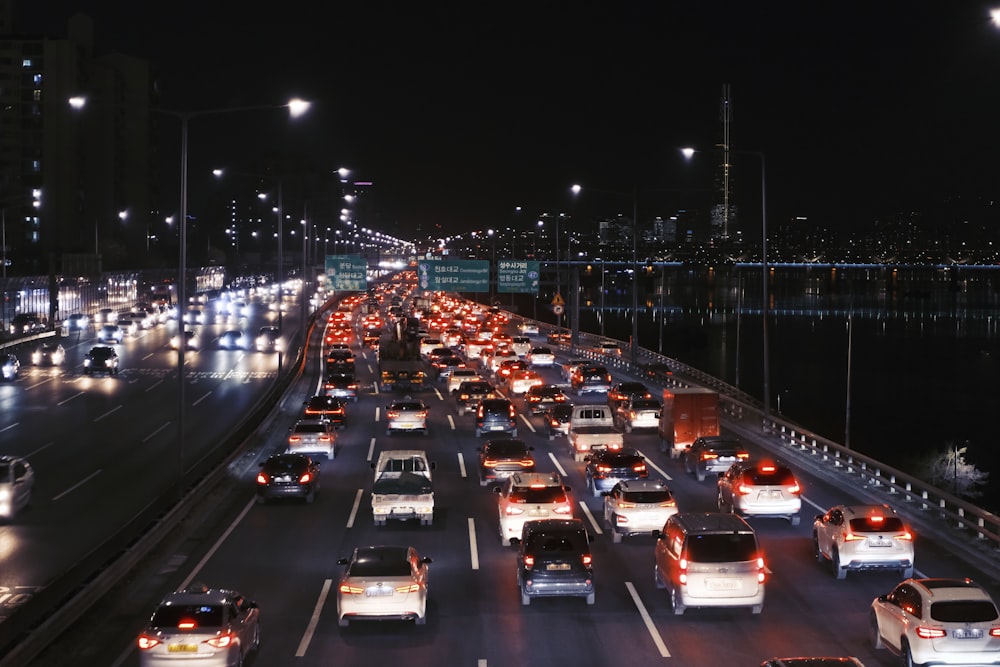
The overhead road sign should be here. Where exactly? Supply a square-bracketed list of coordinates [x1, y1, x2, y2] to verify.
[325, 254, 368, 291]
[497, 260, 540, 294]
[417, 259, 489, 292]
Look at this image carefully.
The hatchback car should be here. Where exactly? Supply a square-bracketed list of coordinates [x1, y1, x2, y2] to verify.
[170, 329, 201, 350]
[302, 394, 347, 429]
[64, 313, 90, 332]
[717, 460, 802, 525]
[544, 404, 574, 440]
[496, 358, 527, 383]
[607, 381, 651, 408]
[495, 471, 573, 545]
[871, 577, 1000, 666]
[603, 479, 677, 543]
[336, 545, 431, 626]
[287, 419, 336, 460]
[136, 584, 260, 666]
[386, 398, 430, 435]
[32, 341, 66, 366]
[571, 364, 612, 395]
[517, 518, 594, 606]
[1, 354, 19, 381]
[83, 345, 119, 376]
[0, 455, 34, 519]
[685, 436, 749, 482]
[526, 346, 556, 368]
[584, 447, 648, 497]
[446, 369, 482, 394]
[455, 380, 495, 416]
[546, 331, 572, 345]
[518, 322, 539, 335]
[476, 397, 517, 438]
[323, 370, 359, 402]
[477, 438, 535, 486]
[256, 453, 320, 504]
[813, 504, 914, 579]
[525, 385, 568, 415]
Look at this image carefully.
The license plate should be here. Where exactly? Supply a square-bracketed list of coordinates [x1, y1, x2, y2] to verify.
[706, 578, 739, 591]
[397, 423, 418, 429]
[167, 644, 199, 653]
[547, 563, 571, 571]
[952, 628, 982, 639]
[867, 538, 891, 547]
[487, 425, 505, 430]
[366, 587, 394, 597]
[758, 490, 782, 500]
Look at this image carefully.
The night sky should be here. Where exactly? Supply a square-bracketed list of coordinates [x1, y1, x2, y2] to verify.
[23, 1, 1000, 240]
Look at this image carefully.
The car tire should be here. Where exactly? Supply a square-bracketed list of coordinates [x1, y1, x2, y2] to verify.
[585, 592, 595, 605]
[654, 564, 667, 589]
[521, 590, 531, 606]
[832, 548, 847, 580]
[670, 584, 686, 615]
[901, 639, 917, 667]
[813, 535, 825, 563]
[870, 611, 884, 649]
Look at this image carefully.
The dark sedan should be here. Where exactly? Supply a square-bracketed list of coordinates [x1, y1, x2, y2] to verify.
[303, 394, 347, 429]
[477, 438, 535, 486]
[256, 453, 320, 503]
[584, 447, 648, 497]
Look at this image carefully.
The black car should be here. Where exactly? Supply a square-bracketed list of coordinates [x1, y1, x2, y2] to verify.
[434, 355, 467, 381]
[83, 345, 119, 376]
[256, 453, 320, 503]
[302, 394, 347, 429]
[607, 381, 651, 409]
[455, 380, 495, 416]
[639, 361, 674, 383]
[517, 518, 594, 606]
[323, 370, 359, 402]
[584, 447, 648, 497]
[477, 438, 535, 486]
[476, 397, 517, 438]
[544, 404, 574, 440]
[684, 436, 749, 482]
[524, 385, 568, 415]
[9, 313, 43, 336]
[0, 353, 19, 381]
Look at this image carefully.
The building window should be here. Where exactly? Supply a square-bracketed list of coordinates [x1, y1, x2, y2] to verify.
[32, 74, 41, 85]
[21, 58, 32, 68]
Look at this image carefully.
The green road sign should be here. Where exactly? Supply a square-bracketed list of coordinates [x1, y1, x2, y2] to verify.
[497, 260, 540, 294]
[325, 255, 368, 291]
[417, 259, 489, 292]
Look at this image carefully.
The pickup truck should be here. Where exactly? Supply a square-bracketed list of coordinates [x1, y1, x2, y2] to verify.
[567, 404, 624, 462]
[370, 450, 435, 526]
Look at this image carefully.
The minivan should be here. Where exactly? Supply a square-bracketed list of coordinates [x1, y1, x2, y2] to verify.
[654, 512, 765, 615]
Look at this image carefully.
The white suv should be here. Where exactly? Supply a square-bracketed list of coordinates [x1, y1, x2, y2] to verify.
[603, 479, 678, 543]
[494, 472, 573, 545]
[813, 504, 914, 579]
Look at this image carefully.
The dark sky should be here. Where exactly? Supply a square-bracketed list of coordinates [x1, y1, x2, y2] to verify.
[24, 1, 1000, 240]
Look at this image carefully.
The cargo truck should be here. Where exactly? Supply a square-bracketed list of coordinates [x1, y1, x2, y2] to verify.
[377, 338, 428, 392]
[658, 387, 720, 459]
[568, 404, 624, 462]
[370, 450, 435, 526]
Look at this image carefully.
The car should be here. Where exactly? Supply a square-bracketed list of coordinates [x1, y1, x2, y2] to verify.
[386, 398, 430, 435]
[83, 345, 119, 376]
[434, 355, 468, 381]
[584, 447, 648, 497]
[546, 331, 572, 345]
[455, 380, 495, 416]
[323, 370, 359, 403]
[0, 455, 34, 519]
[614, 396, 661, 433]
[761, 659, 866, 667]
[508, 369, 544, 395]
[603, 479, 678, 543]
[495, 471, 573, 545]
[526, 346, 556, 367]
[871, 577, 1000, 666]
[287, 418, 336, 460]
[570, 364, 612, 395]
[813, 504, 914, 579]
[496, 358, 527, 383]
[561, 357, 589, 382]
[325, 347, 356, 372]
[476, 397, 517, 438]
[218, 329, 250, 350]
[256, 453, 321, 504]
[477, 438, 535, 486]
[9, 313, 43, 336]
[1, 353, 20, 380]
[418, 337, 442, 358]
[170, 329, 200, 350]
[183, 308, 205, 325]
[95, 307, 117, 325]
[335, 545, 431, 626]
[486, 348, 518, 374]
[524, 384, 568, 415]
[516, 518, 594, 606]
[717, 460, 802, 525]
[639, 361, 674, 383]
[136, 584, 260, 665]
[594, 340, 623, 356]
[607, 381, 651, 409]
[63, 313, 89, 331]
[31, 341, 66, 366]
[98, 324, 125, 343]
[517, 322, 540, 335]
[544, 403, 574, 440]
[255, 326, 282, 352]
[685, 436, 749, 482]
[446, 368, 482, 394]
[302, 394, 347, 429]
[510, 336, 532, 357]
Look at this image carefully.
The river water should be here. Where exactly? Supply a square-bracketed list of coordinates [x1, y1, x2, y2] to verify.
[505, 264, 1000, 511]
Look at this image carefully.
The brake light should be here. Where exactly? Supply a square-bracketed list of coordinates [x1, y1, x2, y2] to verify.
[678, 557, 688, 584]
[897, 531, 913, 540]
[387, 411, 400, 419]
[757, 557, 766, 583]
[339, 584, 365, 594]
[206, 631, 236, 649]
[660, 499, 677, 508]
[519, 459, 534, 467]
[786, 482, 801, 494]
[596, 465, 612, 473]
[505, 505, 524, 515]
[869, 514, 885, 523]
[581, 554, 592, 566]
[915, 626, 947, 639]
[701, 452, 718, 461]
[608, 442, 622, 451]
[736, 483, 752, 495]
[553, 504, 572, 514]
[256, 472, 269, 485]
[618, 500, 636, 508]
[395, 583, 421, 593]
[842, 531, 865, 541]
[289, 436, 302, 443]
[509, 406, 516, 418]
[760, 465, 776, 473]
[991, 627, 1000, 638]
[483, 459, 498, 468]
[523, 555, 535, 569]
[737, 452, 750, 460]
[299, 472, 313, 484]
[137, 634, 161, 650]
[633, 463, 647, 473]
[318, 434, 332, 442]
[177, 619, 197, 630]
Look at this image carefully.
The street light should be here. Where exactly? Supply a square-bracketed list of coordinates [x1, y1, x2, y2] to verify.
[682, 146, 770, 425]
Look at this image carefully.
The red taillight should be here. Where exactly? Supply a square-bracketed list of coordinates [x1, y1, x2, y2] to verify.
[339, 584, 365, 594]
[518, 459, 534, 467]
[177, 619, 197, 630]
[843, 531, 865, 541]
[915, 626, 947, 639]
[289, 436, 302, 443]
[395, 583, 420, 593]
[596, 465, 612, 473]
[737, 452, 750, 460]
[137, 634, 160, 650]
[523, 555, 535, 569]
[553, 504, 572, 514]
[299, 472, 313, 484]
[319, 434, 332, 442]
[898, 531, 914, 541]
[483, 459, 498, 468]
[701, 452, 718, 461]
[505, 505, 524, 515]
[633, 463, 647, 473]
[736, 483, 752, 495]
[387, 411, 400, 419]
[990, 627, 1000, 638]
[757, 557, 766, 583]
[678, 557, 688, 584]
[581, 554, 592, 566]
[786, 482, 801, 494]
[207, 631, 236, 649]
[256, 472, 269, 485]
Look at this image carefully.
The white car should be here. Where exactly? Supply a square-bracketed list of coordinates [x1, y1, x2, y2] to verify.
[336, 546, 431, 626]
[871, 577, 1000, 666]
[487, 349, 518, 374]
[510, 336, 532, 357]
[447, 369, 483, 394]
[287, 419, 336, 459]
[98, 324, 124, 343]
[419, 337, 442, 358]
[526, 346, 556, 367]
[717, 460, 802, 525]
[603, 479, 677, 543]
[508, 370, 544, 396]
[170, 329, 200, 350]
[0, 455, 34, 519]
[518, 322, 540, 335]
[386, 399, 429, 435]
[813, 504, 914, 579]
[495, 472, 573, 546]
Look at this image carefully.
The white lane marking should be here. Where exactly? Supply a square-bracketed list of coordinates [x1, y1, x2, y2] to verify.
[366, 437, 376, 461]
[625, 581, 671, 657]
[93, 405, 123, 422]
[448, 415, 456, 430]
[146, 378, 164, 392]
[346, 488, 363, 528]
[0, 422, 18, 433]
[468, 518, 480, 570]
[547, 452, 568, 478]
[374, 407, 380, 422]
[143, 422, 172, 443]
[636, 449, 672, 481]
[58, 391, 84, 406]
[579, 501, 603, 535]
[433, 387, 443, 400]
[143, 352, 154, 361]
[518, 413, 535, 432]
[25, 441, 55, 457]
[52, 469, 102, 502]
[192, 391, 211, 406]
[180, 497, 255, 590]
[478, 661, 488, 667]
[295, 578, 333, 657]
[26, 377, 52, 390]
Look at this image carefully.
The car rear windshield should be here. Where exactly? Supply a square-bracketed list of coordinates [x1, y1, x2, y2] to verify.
[350, 552, 411, 577]
[848, 517, 906, 533]
[631, 400, 660, 410]
[510, 487, 566, 504]
[525, 530, 586, 553]
[685, 533, 758, 562]
[295, 424, 328, 433]
[151, 604, 223, 628]
[930, 600, 1000, 623]
[623, 490, 673, 504]
[263, 457, 307, 473]
[743, 467, 796, 485]
[485, 441, 529, 457]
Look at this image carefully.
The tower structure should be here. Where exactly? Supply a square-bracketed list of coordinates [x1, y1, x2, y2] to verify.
[711, 83, 738, 243]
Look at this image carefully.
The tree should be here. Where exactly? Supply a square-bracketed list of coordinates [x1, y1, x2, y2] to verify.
[917, 441, 990, 499]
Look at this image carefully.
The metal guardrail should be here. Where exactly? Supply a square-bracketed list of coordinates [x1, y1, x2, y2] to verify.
[506, 310, 1000, 566]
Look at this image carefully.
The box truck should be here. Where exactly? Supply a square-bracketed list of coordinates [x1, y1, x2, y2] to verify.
[659, 387, 719, 459]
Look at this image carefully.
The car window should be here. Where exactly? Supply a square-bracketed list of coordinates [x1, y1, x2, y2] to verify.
[743, 467, 796, 485]
[623, 490, 673, 504]
[350, 555, 411, 578]
[150, 604, 224, 628]
[485, 442, 528, 457]
[685, 533, 758, 562]
[526, 531, 586, 552]
[848, 517, 906, 533]
[509, 487, 566, 504]
[930, 600, 999, 623]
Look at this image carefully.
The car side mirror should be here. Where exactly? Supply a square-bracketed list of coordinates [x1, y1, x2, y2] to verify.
[654, 531, 664, 540]
[876, 594, 888, 603]
[421, 557, 433, 564]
